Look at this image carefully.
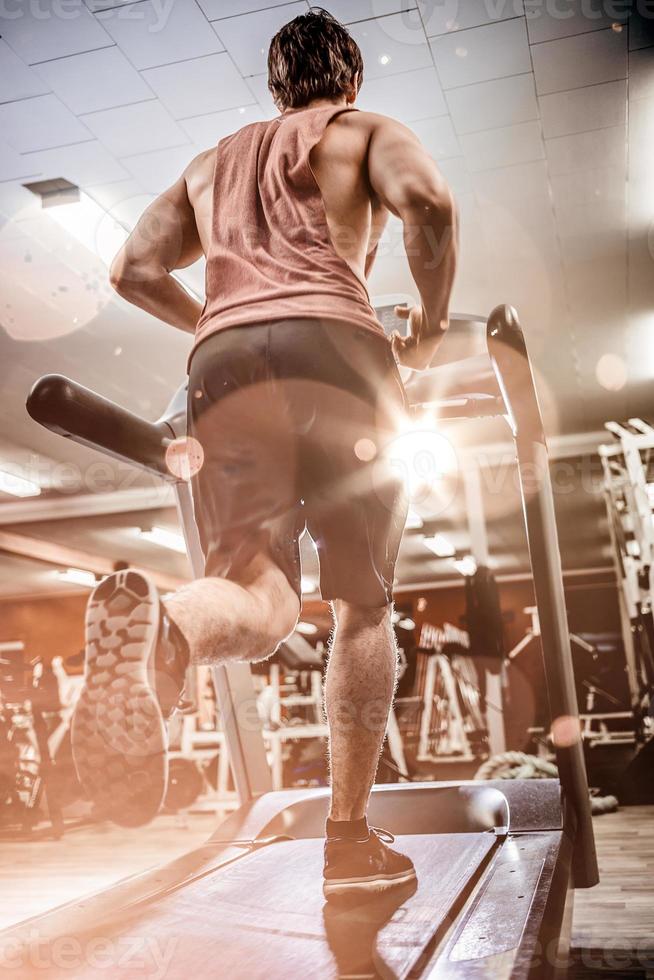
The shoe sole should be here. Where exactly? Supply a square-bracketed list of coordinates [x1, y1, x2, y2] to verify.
[71, 570, 168, 828]
[323, 868, 417, 900]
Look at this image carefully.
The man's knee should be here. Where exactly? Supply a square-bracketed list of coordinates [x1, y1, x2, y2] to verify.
[250, 583, 300, 661]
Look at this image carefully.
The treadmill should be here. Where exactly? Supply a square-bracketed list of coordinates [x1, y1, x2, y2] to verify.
[7, 305, 597, 979]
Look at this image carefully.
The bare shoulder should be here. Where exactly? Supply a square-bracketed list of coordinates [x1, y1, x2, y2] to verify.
[184, 147, 216, 183]
[347, 110, 418, 142]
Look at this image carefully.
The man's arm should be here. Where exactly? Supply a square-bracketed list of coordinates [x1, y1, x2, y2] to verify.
[367, 116, 458, 370]
[109, 156, 206, 334]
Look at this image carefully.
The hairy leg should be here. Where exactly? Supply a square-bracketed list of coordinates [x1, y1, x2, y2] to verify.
[325, 601, 398, 821]
[164, 551, 300, 665]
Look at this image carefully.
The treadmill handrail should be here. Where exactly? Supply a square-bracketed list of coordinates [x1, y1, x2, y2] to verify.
[26, 374, 177, 480]
[487, 304, 599, 889]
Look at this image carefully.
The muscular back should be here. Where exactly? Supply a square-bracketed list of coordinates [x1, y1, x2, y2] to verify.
[184, 109, 390, 286]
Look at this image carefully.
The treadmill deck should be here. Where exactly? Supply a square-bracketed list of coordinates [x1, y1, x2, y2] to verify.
[20, 833, 497, 979]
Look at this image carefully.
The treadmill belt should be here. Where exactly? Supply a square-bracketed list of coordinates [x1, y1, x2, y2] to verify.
[24, 833, 496, 980]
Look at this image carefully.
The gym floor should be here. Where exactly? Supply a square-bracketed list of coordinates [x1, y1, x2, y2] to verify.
[1, 806, 652, 976]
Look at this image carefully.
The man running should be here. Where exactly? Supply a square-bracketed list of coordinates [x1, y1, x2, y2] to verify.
[72, 7, 457, 898]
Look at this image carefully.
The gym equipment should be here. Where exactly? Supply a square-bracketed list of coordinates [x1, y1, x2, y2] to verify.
[413, 623, 488, 765]
[599, 419, 654, 741]
[11, 305, 597, 978]
[0, 645, 65, 838]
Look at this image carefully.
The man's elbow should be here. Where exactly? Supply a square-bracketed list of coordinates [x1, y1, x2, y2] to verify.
[109, 252, 158, 298]
[401, 181, 456, 228]
[109, 251, 130, 296]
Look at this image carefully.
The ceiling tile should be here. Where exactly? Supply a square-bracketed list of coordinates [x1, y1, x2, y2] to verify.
[446, 72, 538, 135]
[20, 141, 130, 188]
[556, 199, 626, 242]
[320, 1, 417, 22]
[0, 1, 112, 64]
[84, 177, 151, 214]
[181, 105, 265, 148]
[526, 4, 627, 44]
[197, 0, 298, 17]
[143, 53, 256, 119]
[339, 13, 433, 80]
[0, 140, 42, 182]
[460, 120, 544, 173]
[430, 18, 531, 89]
[628, 7, 654, 50]
[356, 66, 447, 120]
[0, 40, 51, 103]
[549, 166, 625, 209]
[81, 101, 189, 157]
[419, 0, 524, 37]
[244, 73, 279, 116]
[121, 144, 200, 194]
[629, 48, 654, 101]
[436, 157, 472, 196]
[545, 125, 625, 175]
[471, 159, 550, 203]
[213, 2, 307, 76]
[0, 94, 92, 153]
[410, 116, 460, 159]
[35, 46, 154, 115]
[539, 79, 626, 139]
[98, 0, 224, 70]
[531, 28, 627, 96]
[629, 96, 654, 150]
[558, 223, 626, 263]
[0, 181, 45, 224]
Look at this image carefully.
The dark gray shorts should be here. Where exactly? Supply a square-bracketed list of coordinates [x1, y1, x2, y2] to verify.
[187, 318, 408, 607]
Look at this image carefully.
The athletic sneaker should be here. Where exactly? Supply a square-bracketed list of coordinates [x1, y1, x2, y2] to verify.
[323, 827, 417, 899]
[70, 570, 189, 828]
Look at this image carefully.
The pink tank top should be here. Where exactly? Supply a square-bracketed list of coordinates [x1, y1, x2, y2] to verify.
[193, 105, 384, 352]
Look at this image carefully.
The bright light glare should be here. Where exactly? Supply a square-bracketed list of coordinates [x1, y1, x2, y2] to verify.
[453, 556, 477, 577]
[397, 618, 416, 630]
[139, 526, 187, 554]
[0, 468, 41, 498]
[423, 534, 456, 558]
[405, 508, 424, 530]
[595, 353, 627, 392]
[301, 576, 318, 595]
[386, 418, 458, 505]
[296, 621, 318, 636]
[57, 568, 97, 587]
[48, 191, 128, 267]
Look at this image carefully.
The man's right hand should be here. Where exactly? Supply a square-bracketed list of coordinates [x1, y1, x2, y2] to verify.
[391, 305, 448, 372]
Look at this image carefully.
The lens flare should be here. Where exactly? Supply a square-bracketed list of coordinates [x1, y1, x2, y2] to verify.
[165, 436, 204, 480]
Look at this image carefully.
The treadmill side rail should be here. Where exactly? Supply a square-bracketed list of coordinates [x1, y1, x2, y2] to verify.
[487, 305, 598, 889]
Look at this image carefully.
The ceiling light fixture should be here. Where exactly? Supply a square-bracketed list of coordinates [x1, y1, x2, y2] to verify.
[296, 621, 318, 636]
[139, 526, 187, 554]
[0, 468, 41, 498]
[57, 568, 97, 587]
[423, 534, 456, 558]
[405, 509, 424, 530]
[453, 556, 477, 577]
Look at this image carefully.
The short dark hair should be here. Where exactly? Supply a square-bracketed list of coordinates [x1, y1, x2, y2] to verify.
[268, 8, 364, 112]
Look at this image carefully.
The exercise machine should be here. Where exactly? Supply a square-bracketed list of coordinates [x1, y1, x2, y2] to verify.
[599, 419, 654, 741]
[6, 305, 598, 978]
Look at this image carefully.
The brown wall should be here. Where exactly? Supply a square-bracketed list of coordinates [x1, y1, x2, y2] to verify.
[0, 592, 86, 668]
